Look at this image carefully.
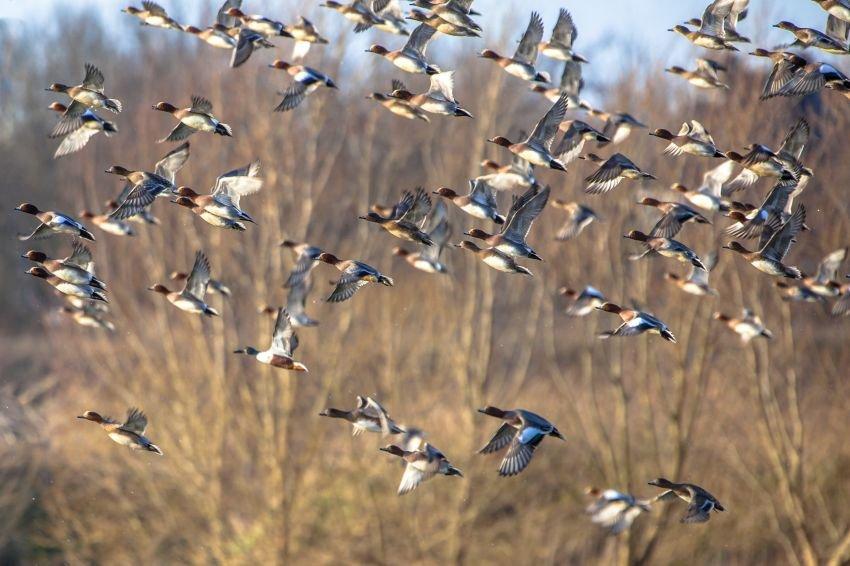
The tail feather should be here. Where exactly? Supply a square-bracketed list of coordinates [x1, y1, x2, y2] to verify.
[105, 98, 122, 113]
[215, 122, 233, 137]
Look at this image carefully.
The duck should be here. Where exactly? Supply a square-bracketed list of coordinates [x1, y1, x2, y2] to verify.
[750, 49, 809, 99]
[774, 21, 848, 54]
[361, 188, 433, 245]
[78, 210, 135, 237]
[530, 59, 585, 106]
[233, 308, 307, 371]
[558, 285, 605, 316]
[479, 11, 549, 82]
[171, 197, 246, 230]
[392, 200, 451, 274]
[78, 408, 163, 455]
[286, 276, 319, 327]
[778, 60, 850, 97]
[388, 71, 472, 117]
[725, 144, 795, 193]
[488, 93, 568, 171]
[669, 23, 738, 51]
[152, 96, 232, 142]
[433, 180, 504, 224]
[665, 252, 719, 296]
[122, 2, 181, 29]
[477, 406, 564, 476]
[60, 304, 115, 331]
[367, 23, 439, 74]
[454, 241, 532, 275]
[463, 184, 550, 260]
[580, 153, 656, 194]
[169, 271, 231, 298]
[638, 198, 711, 238]
[317, 253, 394, 302]
[625, 231, 708, 270]
[46, 63, 122, 117]
[172, 161, 261, 225]
[281, 240, 324, 288]
[812, 0, 850, 25]
[552, 200, 598, 241]
[588, 110, 647, 147]
[553, 120, 609, 166]
[775, 281, 826, 303]
[669, 160, 736, 212]
[665, 58, 730, 89]
[224, 7, 287, 37]
[538, 8, 586, 62]
[182, 23, 237, 49]
[379, 443, 463, 495]
[371, 0, 410, 35]
[148, 251, 220, 316]
[723, 205, 806, 279]
[724, 178, 798, 240]
[407, 8, 479, 36]
[476, 154, 536, 192]
[411, 0, 480, 16]
[27, 267, 108, 302]
[47, 102, 117, 159]
[670, 0, 740, 51]
[268, 60, 337, 112]
[21, 242, 105, 288]
[414, 0, 480, 32]
[681, 0, 750, 42]
[585, 487, 652, 536]
[714, 308, 773, 342]
[802, 247, 847, 297]
[229, 27, 276, 68]
[279, 16, 329, 60]
[367, 79, 431, 122]
[596, 302, 677, 342]
[649, 120, 725, 158]
[15, 203, 95, 241]
[320, 395, 404, 435]
[648, 478, 724, 523]
[322, 0, 384, 31]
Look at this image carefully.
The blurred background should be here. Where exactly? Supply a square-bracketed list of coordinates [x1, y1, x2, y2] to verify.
[1, 1, 849, 564]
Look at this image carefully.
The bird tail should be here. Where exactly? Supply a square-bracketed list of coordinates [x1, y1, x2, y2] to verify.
[204, 306, 220, 317]
[661, 329, 677, 343]
[148, 443, 164, 456]
[105, 98, 122, 113]
[215, 122, 233, 137]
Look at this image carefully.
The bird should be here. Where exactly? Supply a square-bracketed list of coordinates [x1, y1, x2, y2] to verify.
[46, 63, 122, 117]
[454, 241, 533, 275]
[553, 120, 609, 167]
[488, 93, 568, 171]
[371, 0, 410, 35]
[665, 58, 730, 89]
[812, 0, 850, 25]
[463, 184, 550, 260]
[77, 408, 163, 456]
[669, 0, 740, 51]
[410, 0, 480, 34]
[585, 487, 652, 535]
[60, 304, 115, 332]
[801, 247, 847, 298]
[152, 96, 232, 142]
[230, 28, 275, 68]
[580, 153, 656, 194]
[392, 200, 452, 274]
[552, 200, 598, 241]
[148, 251, 220, 316]
[539, 8, 587, 62]
[367, 23, 439, 75]
[773, 21, 848, 54]
[47, 102, 118, 159]
[480, 11, 548, 82]
[122, 1, 181, 30]
[361, 188, 434, 245]
[26, 267, 107, 302]
[22, 242, 106, 290]
[317, 253, 394, 303]
[588, 110, 647, 147]
[714, 308, 773, 342]
[379, 443, 463, 495]
[224, 7, 288, 38]
[778, 60, 850, 97]
[724, 178, 799, 240]
[433, 180, 505, 224]
[171, 161, 262, 228]
[285, 276, 319, 327]
[319, 396, 404, 436]
[322, 0, 384, 31]
[625, 231, 708, 270]
[665, 252, 719, 297]
[407, 8, 479, 36]
[750, 49, 808, 99]
[279, 16, 329, 60]
[596, 302, 677, 342]
[669, 160, 736, 212]
[638, 198, 712, 239]
[558, 285, 606, 316]
[648, 478, 724, 523]
[649, 120, 725, 158]
[15, 203, 95, 241]
[269, 60, 337, 111]
[388, 71, 472, 117]
[367, 79, 431, 122]
[476, 153, 536, 192]
[234, 309, 308, 371]
[724, 144, 795, 193]
[724, 205, 806, 279]
[477, 406, 564, 476]
[281, 240, 324, 289]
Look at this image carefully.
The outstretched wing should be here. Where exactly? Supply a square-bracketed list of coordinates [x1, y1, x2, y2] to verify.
[184, 251, 212, 300]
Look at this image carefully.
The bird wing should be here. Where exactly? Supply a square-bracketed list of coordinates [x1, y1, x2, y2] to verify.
[184, 251, 212, 300]
[212, 161, 262, 207]
[121, 407, 148, 435]
[551, 8, 577, 47]
[699, 0, 734, 37]
[528, 93, 568, 149]
[827, 14, 850, 42]
[701, 159, 735, 196]
[190, 95, 214, 114]
[326, 274, 369, 303]
[478, 422, 517, 454]
[274, 83, 308, 112]
[397, 457, 434, 495]
[761, 205, 805, 262]
[65, 241, 93, 269]
[50, 114, 85, 138]
[777, 118, 809, 163]
[154, 142, 190, 184]
[559, 60, 582, 97]
[231, 29, 259, 68]
[405, 23, 436, 57]
[762, 57, 805, 99]
[270, 308, 297, 356]
[82, 63, 105, 92]
[499, 425, 544, 476]
[779, 67, 827, 98]
[503, 185, 549, 241]
[217, 0, 241, 27]
[285, 248, 320, 288]
[292, 40, 311, 61]
[649, 211, 684, 239]
[54, 127, 99, 158]
[108, 179, 163, 220]
[162, 122, 196, 143]
[513, 11, 544, 64]
[816, 247, 847, 283]
[398, 188, 431, 227]
[427, 71, 455, 102]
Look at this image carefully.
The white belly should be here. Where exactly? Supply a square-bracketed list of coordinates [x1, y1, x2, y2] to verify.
[181, 114, 213, 130]
[394, 56, 424, 74]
